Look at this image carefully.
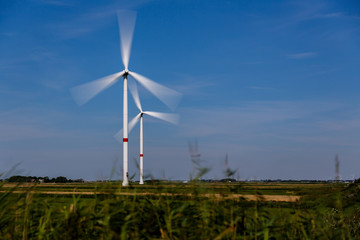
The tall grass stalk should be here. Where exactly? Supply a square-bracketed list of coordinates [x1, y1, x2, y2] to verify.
[0, 179, 359, 239]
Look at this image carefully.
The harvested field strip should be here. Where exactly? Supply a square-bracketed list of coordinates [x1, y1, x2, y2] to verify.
[0, 190, 300, 202]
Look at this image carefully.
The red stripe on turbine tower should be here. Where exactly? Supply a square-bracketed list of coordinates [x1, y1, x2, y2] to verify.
[140, 154, 143, 157]
[123, 138, 128, 142]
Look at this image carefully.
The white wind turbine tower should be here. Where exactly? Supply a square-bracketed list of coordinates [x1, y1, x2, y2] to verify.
[114, 80, 179, 184]
[70, 10, 181, 186]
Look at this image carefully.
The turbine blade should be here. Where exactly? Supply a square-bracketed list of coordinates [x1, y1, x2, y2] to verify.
[143, 111, 179, 125]
[129, 112, 141, 133]
[114, 113, 141, 143]
[117, 10, 137, 70]
[70, 71, 124, 106]
[114, 130, 123, 143]
[128, 78, 142, 111]
[129, 71, 182, 110]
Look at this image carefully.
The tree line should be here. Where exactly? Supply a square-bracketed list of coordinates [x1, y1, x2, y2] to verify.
[4, 175, 84, 183]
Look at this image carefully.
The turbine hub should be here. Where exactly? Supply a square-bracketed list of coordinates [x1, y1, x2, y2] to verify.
[124, 69, 129, 76]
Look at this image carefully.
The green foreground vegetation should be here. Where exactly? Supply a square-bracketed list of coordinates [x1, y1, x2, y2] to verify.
[0, 180, 359, 239]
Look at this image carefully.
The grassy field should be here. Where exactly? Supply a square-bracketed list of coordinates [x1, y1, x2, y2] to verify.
[0, 180, 359, 239]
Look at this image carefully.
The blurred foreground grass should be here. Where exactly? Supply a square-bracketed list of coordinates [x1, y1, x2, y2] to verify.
[0, 180, 359, 239]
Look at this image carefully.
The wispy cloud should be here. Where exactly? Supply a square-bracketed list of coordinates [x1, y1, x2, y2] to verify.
[0, 123, 67, 142]
[41, 81, 66, 91]
[178, 100, 359, 146]
[0, 32, 17, 37]
[247, 86, 276, 91]
[0, 47, 56, 72]
[173, 76, 216, 97]
[171, 100, 360, 180]
[287, 52, 317, 59]
[287, 1, 342, 22]
[34, 0, 73, 6]
[0, 106, 125, 143]
[49, 0, 153, 39]
[269, 1, 350, 32]
[0, 85, 35, 98]
[313, 12, 343, 19]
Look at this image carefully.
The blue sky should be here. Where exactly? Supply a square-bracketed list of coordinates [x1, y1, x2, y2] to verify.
[1, 0, 360, 181]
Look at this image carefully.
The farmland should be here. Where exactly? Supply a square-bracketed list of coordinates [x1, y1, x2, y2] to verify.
[0, 180, 359, 239]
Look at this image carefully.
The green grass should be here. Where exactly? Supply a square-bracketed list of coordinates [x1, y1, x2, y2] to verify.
[0, 181, 359, 239]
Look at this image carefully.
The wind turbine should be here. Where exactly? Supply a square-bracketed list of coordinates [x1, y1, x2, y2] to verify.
[114, 80, 179, 184]
[70, 10, 181, 186]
